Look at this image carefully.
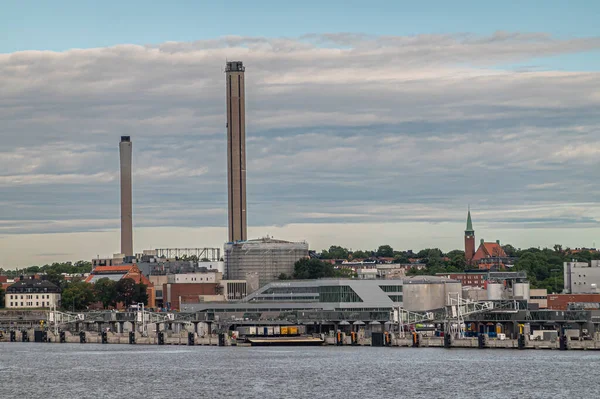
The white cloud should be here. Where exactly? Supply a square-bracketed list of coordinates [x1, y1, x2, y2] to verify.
[1, 32, 600, 265]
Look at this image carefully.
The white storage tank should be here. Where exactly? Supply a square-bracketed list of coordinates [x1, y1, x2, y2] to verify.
[487, 283, 504, 300]
[513, 282, 530, 300]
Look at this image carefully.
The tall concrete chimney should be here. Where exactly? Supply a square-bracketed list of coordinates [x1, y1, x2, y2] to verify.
[119, 136, 133, 256]
[225, 61, 247, 243]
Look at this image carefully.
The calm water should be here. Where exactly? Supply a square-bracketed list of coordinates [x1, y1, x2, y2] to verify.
[0, 343, 598, 398]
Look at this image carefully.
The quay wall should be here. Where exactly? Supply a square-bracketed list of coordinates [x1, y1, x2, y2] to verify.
[3, 330, 600, 350]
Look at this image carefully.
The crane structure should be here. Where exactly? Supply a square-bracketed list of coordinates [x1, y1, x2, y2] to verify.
[394, 294, 517, 338]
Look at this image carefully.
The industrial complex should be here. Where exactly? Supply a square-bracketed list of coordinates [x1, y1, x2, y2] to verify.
[4, 60, 600, 352]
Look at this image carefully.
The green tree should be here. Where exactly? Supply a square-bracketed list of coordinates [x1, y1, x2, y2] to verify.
[417, 248, 443, 259]
[350, 250, 371, 259]
[116, 278, 137, 307]
[502, 244, 517, 257]
[393, 253, 410, 264]
[133, 283, 149, 306]
[333, 267, 356, 278]
[94, 278, 117, 309]
[445, 250, 467, 271]
[26, 266, 41, 274]
[61, 281, 96, 311]
[293, 258, 336, 279]
[376, 245, 394, 258]
[73, 260, 93, 273]
[320, 246, 349, 260]
[46, 269, 65, 289]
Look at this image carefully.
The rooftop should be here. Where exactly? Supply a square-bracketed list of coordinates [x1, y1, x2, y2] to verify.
[7, 278, 61, 293]
[225, 61, 245, 72]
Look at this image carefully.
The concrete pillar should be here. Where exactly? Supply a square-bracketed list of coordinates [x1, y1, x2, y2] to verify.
[193, 322, 199, 334]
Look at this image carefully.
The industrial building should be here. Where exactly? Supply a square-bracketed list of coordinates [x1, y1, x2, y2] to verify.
[224, 237, 309, 288]
[436, 271, 487, 288]
[547, 293, 600, 310]
[148, 270, 249, 309]
[564, 260, 600, 294]
[225, 61, 247, 243]
[530, 288, 548, 309]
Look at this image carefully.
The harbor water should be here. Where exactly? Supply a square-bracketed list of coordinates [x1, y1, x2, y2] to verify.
[0, 343, 598, 398]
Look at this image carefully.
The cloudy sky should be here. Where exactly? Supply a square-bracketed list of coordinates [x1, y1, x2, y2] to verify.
[1, 1, 600, 267]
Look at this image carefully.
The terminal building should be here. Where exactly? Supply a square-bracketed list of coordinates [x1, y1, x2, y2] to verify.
[187, 276, 461, 315]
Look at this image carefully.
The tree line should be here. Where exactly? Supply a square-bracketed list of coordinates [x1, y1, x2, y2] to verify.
[304, 244, 600, 293]
[61, 278, 149, 311]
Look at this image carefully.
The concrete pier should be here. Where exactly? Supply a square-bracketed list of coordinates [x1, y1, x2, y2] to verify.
[3, 329, 600, 350]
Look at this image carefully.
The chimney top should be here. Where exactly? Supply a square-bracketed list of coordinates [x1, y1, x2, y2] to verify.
[225, 61, 245, 72]
[121, 136, 131, 142]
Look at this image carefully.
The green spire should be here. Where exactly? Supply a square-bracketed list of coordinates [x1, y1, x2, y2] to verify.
[465, 208, 474, 234]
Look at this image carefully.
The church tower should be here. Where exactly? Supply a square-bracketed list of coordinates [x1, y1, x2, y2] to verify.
[465, 208, 475, 264]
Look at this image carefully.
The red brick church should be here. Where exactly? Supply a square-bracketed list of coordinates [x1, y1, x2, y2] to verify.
[464, 209, 507, 270]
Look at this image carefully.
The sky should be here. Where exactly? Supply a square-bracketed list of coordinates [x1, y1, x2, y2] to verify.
[1, 1, 600, 267]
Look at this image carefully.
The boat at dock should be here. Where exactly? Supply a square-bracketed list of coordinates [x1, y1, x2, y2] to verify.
[246, 336, 324, 346]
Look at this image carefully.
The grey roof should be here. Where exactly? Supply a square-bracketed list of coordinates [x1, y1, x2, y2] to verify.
[7, 279, 61, 293]
[87, 274, 125, 283]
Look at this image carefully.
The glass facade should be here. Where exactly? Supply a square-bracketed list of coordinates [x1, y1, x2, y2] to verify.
[319, 286, 363, 303]
[263, 286, 319, 294]
[379, 285, 403, 293]
[388, 295, 403, 302]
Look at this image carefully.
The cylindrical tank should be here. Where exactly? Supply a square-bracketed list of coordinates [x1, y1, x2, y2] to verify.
[513, 283, 530, 300]
[487, 283, 504, 300]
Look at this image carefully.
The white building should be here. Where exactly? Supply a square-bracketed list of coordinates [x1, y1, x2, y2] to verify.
[5, 278, 61, 309]
[564, 261, 600, 294]
[167, 272, 223, 284]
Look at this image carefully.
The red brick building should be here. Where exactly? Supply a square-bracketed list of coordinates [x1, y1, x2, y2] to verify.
[473, 241, 507, 270]
[465, 210, 475, 264]
[163, 283, 220, 310]
[547, 294, 600, 310]
[436, 272, 486, 288]
[463, 210, 509, 270]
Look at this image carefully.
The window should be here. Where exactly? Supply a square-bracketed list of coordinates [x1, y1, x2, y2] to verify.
[389, 295, 403, 302]
[319, 286, 363, 303]
[379, 285, 403, 293]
